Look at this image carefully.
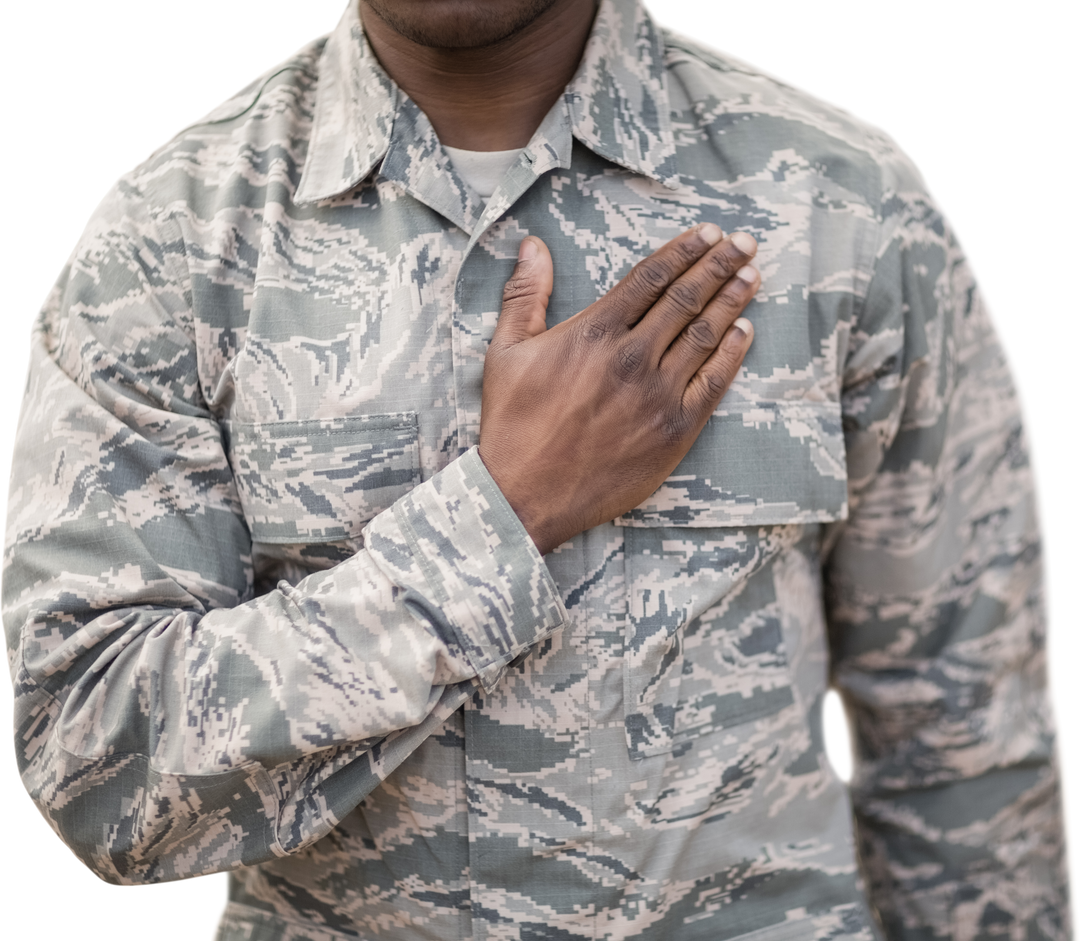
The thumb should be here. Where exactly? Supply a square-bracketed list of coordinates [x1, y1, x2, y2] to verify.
[494, 237, 553, 346]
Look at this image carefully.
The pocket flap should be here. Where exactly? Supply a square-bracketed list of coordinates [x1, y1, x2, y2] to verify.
[225, 414, 420, 543]
[617, 402, 848, 527]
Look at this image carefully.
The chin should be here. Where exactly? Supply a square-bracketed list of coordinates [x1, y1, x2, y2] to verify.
[362, 0, 562, 49]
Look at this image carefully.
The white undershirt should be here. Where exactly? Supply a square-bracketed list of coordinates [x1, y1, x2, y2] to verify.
[443, 145, 524, 200]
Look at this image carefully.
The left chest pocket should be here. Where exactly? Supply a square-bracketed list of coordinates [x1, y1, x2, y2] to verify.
[224, 413, 421, 544]
[617, 403, 847, 760]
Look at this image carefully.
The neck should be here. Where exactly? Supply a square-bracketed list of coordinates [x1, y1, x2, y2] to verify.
[359, 0, 598, 151]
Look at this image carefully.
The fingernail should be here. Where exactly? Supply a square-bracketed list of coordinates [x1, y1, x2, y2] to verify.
[730, 231, 757, 255]
[732, 317, 753, 340]
[698, 223, 722, 246]
[736, 265, 758, 284]
[518, 238, 537, 261]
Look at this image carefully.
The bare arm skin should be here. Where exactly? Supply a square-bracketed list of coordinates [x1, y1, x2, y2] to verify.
[480, 224, 759, 554]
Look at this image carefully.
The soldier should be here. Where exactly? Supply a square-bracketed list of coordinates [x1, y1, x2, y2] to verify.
[4, 0, 1068, 939]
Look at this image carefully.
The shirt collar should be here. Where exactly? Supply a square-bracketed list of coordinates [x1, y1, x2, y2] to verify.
[294, 0, 678, 206]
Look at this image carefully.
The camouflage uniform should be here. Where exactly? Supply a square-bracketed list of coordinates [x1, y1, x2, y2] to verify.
[4, 0, 1068, 938]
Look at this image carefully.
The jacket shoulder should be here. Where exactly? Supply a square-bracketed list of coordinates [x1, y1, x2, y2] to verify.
[661, 29, 926, 204]
[119, 39, 327, 215]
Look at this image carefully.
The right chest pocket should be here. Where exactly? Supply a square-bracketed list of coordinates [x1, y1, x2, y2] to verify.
[224, 413, 421, 545]
[618, 404, 848, 761]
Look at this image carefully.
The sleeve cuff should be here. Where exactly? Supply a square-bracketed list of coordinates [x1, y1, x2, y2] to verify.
[363, 447, 569, 692]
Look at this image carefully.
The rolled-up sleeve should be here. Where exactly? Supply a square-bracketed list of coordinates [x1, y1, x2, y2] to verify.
[3, 183, 567, 885]
[825, 153, 1069, 939]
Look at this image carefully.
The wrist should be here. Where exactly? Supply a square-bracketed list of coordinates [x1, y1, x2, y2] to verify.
[476, 444, 563, 555]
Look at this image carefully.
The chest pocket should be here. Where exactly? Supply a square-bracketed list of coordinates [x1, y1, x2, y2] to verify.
[619, 402, 847, 760]
[224, 413, 421, 544]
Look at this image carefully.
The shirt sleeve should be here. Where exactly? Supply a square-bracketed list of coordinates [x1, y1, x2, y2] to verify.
[824, 153, 1069, 939]
[3, 182, 568, 885]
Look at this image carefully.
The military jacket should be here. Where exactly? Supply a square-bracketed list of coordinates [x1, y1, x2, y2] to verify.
[4, 1, 1068, 939]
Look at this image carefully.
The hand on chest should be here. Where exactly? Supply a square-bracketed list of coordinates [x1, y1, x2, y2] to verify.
[215, 166, 851, 546]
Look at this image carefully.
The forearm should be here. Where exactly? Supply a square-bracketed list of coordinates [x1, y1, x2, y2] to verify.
[6, 330, 566, 881]
[832, 459, 1064, 938]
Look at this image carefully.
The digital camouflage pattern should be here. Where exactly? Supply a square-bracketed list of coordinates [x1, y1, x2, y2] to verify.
[4, 1, 1068, 939]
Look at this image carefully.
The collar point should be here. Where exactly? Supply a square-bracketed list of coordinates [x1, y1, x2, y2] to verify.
[291, 181, 321, 207]
[293, 156, 381, 206]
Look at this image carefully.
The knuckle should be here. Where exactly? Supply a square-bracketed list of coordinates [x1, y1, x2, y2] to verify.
[711, 283, 750, 317]
[703, 369, 730, 400]
[613, 339, 647, 382]
[671, 238, 702, 266]
[704, 248, 737, 276]
[633, 258, 673, 293]
[661, 410, 693, 444]
[684, 318, 720, 352]
[704, 351, 740, 395]
[501, 273, 533, 303]
[663, 280, 702, 316]
[581, 317, 609, 344]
